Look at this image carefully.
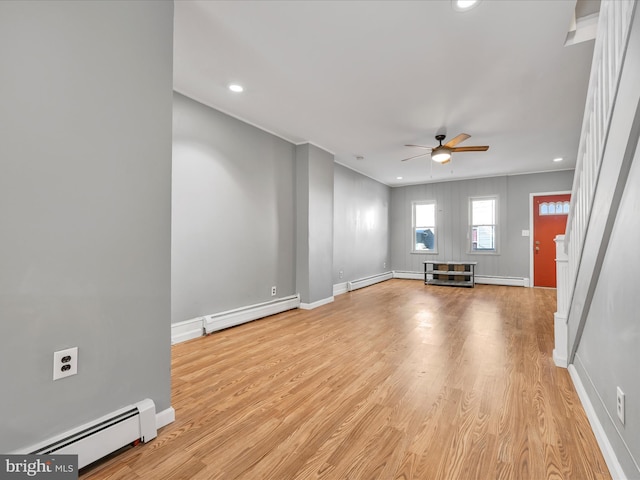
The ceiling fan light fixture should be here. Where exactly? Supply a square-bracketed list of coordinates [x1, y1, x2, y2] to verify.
[431, 149, 452, 163]
[452, 0, 481, 12]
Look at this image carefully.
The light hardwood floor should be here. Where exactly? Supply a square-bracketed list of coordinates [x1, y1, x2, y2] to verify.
[80, 280, 611, 479]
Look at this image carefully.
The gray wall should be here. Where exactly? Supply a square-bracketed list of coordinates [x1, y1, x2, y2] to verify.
[574, 142, 640, 478]
[390, 171, 574, 278]
[172, 93, 296, 322]
[295, 144, 334, 304]
[333, 164, 391, 284]
[0, 1, 173, 452]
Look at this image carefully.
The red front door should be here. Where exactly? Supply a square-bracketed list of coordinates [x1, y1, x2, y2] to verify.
[533, 194, 571, 287]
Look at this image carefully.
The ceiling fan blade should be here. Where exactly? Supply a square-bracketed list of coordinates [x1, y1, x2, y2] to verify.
[450, 145, 489, 152]
[444, 133, 470, 148]
[404, 144, 433, 150]
[400, 152, 431, 162]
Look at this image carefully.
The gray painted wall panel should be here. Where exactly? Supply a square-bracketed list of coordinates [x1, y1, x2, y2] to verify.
[390, 171, 574, 278]
[295, 145, 311, 301]
[333, 165, 391, 284]
[0, 1, 173, 451]
[575, 143, 640, 478]
[308, 146, 334, 302]
[172, 93, 296, 322]
[296, 144, 334, 303]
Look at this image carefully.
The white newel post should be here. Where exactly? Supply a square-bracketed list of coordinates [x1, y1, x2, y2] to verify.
[553, 235, 569, 367]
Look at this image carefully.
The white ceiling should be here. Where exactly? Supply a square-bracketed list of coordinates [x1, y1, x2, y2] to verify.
[173, 0, 596, 187]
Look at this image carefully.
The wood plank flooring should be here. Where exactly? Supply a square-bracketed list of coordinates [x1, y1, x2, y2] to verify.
[80, 280, 611, 479]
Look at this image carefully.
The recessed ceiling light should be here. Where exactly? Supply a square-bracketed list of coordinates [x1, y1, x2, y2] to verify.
[553, 157, 564, 162]
[452, 0, 481, 12]
[396, 176, 403, 180]
[228, 84, 244, 93]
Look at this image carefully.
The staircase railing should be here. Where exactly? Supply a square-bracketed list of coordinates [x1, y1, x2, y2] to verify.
[556, 0, 636, 367]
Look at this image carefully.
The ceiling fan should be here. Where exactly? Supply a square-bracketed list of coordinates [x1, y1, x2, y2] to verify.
[401, 133, 489, 164]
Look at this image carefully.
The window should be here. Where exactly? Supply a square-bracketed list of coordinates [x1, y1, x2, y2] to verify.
[470, 197, 497, 252]
[412, 201, 437, 253]
[539, 201, 569, 215]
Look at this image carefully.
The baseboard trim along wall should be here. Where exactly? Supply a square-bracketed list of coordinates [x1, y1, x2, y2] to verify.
[170, 317, 204, 345]
[171, 295, 300, 344]
[333, 282, 348, 296]
[347, 271, 393, 291]
[203, 294, 300, 334]
[393, 271, 424, 280]
[569, 361, 629, 480]
[475, 275, 528, 287]
[156, 407, 175, 430]
[392, 271, 528, 287]
[300, 296, 334, 310]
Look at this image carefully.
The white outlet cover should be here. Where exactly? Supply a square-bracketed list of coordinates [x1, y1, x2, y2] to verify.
[617, 386, 625, 424]
[522, 230, 530, 236]
[53, 347, 78, 381]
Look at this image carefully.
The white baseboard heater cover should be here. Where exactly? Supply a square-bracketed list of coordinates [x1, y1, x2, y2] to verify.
[21, 398, 157, 469]
[204, 294, 300, 334]
[347, 271, 393, 291]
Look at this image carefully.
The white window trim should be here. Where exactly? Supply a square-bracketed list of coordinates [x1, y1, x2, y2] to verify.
[468, 195, 499, 255]
[411, 200, 438, 255]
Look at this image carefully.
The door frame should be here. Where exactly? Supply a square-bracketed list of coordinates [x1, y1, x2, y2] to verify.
[528, 190, 571, 288]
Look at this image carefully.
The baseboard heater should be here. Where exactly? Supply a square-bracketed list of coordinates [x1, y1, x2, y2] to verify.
[19, 399, 157, 469]
[204, 294, 300, 334]
[347, 271, 393, 291]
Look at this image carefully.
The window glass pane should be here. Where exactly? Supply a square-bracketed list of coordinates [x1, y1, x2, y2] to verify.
[540, 203, 548, 215]
[472, 225, 495, 250]
[563, 201, 570, 214]
[415, 203, 435, 227]
[549, 203, 556, 214]
[472, 199, 495, 224]
[415, 228, 436, 250]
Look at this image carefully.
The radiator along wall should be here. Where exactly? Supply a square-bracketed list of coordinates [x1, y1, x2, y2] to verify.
[0, 1, 173, 453]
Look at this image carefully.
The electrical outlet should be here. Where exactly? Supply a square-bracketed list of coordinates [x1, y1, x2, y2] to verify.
[339, 270, 344, 279]
[383, 262, 387, 269]
[617, 387, 625, 425]
[53, 347, 78, 381]
[271, 286, 277, 296]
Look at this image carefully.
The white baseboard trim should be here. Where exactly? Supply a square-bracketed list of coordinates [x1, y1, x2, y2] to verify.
[333, 282, 348, 296]
[204, 294, 300, 334]
[393, 270, 424, 280]
[156, 407, 175, 430]
[171, 318, 204, 345]
[391, 271, 527, 287]
[569, 363, 628, 480]
[475, 275, 527, 287]
[347, 271, 393, 291]
[300, 296, 334, 310]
